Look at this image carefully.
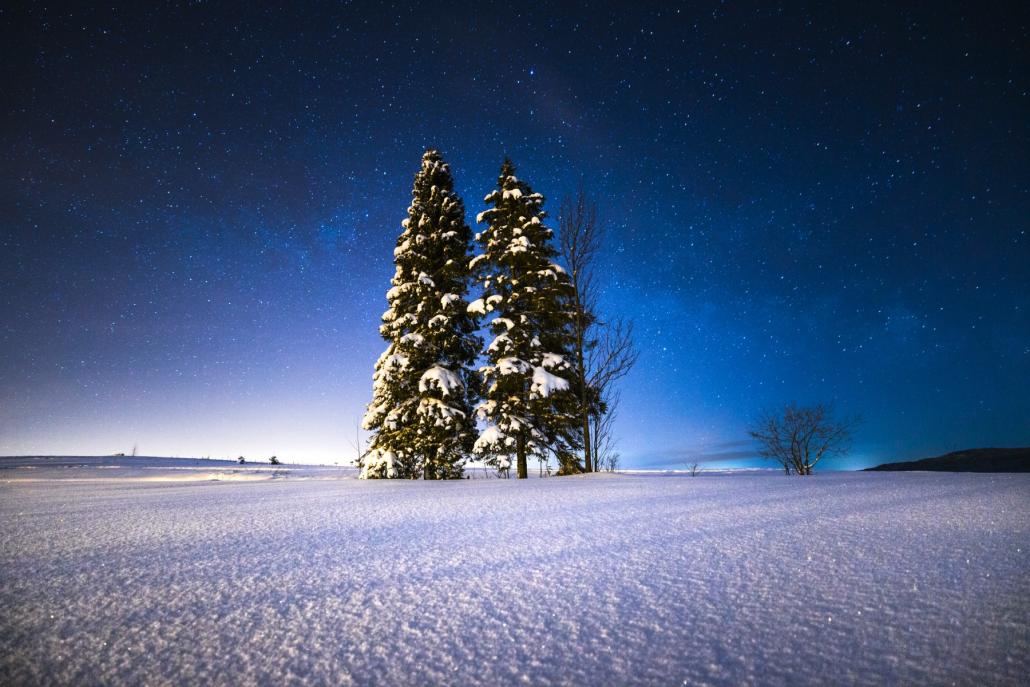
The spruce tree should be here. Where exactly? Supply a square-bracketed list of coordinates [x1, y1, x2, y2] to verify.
[361, 150, 481, 479]
[470, 159, 582, 478]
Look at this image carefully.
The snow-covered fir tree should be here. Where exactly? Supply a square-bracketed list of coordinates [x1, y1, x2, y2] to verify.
[470, 159, 582, 478]
[361, 150, 481, 479]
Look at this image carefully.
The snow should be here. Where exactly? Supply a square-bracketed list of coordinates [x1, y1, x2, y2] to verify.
[399, 332, 425, 347]
[486, 334, 511, 355]
[427, 314, 449, 329]
[374, 351, 409, 374]
[440, 293, 460, 308]
[1, 461, 1027, 686]
[467, 298, 487, 315]
[495, 356, 529, 375]
[539, 352, 567, 369]
[417, 398, 466, 426]
[418, 365, 463, 397]
[507, 235, 531, 253]
[361, 449, 398, 479]
[472, 425, 508, 453]
[531, 365, 570, 397]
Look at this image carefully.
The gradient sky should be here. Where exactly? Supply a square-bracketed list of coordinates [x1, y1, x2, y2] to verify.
[2, 2, 1028, 469]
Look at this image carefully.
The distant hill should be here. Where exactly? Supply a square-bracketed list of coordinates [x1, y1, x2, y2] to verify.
[865, 447, 1030, 473]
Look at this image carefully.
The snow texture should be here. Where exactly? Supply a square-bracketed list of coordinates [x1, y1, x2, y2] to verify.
[495, 356, 530, 376]
[473, 424, 509, 453]
[539, 352, 567, 369]
[1, 460, 1027, 686]
[418, 365, 463, 397]
[362, 449, 398, 479]
[530, 365, 570, 397]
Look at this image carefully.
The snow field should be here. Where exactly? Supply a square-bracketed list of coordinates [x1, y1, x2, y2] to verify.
[1, 470, 1027, 685]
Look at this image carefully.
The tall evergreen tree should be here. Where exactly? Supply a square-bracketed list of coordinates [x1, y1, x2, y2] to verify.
[361, 150, 481, 479]
[470, 159, 582, 478]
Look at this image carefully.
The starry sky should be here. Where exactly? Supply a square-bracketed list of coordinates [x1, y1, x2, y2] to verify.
[2, 2, 1028, 469]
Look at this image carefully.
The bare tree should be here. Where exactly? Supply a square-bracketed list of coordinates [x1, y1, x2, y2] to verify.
[559, 190, 638, 473]
[748, 403, 858, 475]
[591, 389, 623, 472]
[559, 190, 601, 472]
[688, 461, 701, 476]
[345, 416, 370, 469]
[588, 318, 637, 436]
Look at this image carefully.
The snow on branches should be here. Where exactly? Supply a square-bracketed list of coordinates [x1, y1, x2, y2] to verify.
[469, 159, 581, 477]
[361, 150, 481, 479]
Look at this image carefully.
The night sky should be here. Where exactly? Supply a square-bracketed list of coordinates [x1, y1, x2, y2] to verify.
[2, 2, 1028, 469]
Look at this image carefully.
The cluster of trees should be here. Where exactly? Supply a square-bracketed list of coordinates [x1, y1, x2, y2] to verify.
[359, 150, 636, 479]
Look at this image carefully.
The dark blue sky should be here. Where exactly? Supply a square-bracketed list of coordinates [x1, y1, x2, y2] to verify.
[2, 2, 1027, 468]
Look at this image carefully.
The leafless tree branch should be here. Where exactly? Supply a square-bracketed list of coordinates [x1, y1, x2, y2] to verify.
[558, 189, 638, 474]
[748, 402, 859, 475]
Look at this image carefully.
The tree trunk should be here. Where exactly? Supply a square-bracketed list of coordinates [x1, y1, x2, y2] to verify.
[591, 412, 602, 471]
[516, 431, 528, 479]
[424, 448, 436, 480]
[577, 331, 592, 473]
[581, 412, 593, 473]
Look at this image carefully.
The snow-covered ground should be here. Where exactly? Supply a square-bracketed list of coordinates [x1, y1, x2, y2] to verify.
[0, 455, 355, 482]
[1, 459, 1027, 685]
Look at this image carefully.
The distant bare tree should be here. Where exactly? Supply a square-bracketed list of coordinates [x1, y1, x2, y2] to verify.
[688, 462, 701, 476]
[749, 403, 858, 475]
[559, 189, 638, 473]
